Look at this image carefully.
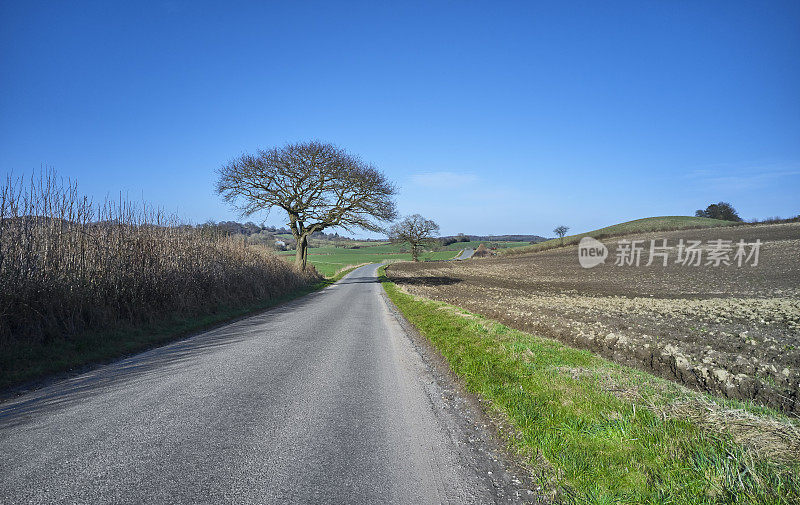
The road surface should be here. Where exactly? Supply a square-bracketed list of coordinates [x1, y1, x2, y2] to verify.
[0, 264, 539, 504]
[455, 248, 475, 260]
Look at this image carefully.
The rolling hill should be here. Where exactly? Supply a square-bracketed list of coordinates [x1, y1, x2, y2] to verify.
[503, 215, 738, 255]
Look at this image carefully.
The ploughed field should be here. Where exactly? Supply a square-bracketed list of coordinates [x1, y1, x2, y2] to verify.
[387, 222, 800, 414]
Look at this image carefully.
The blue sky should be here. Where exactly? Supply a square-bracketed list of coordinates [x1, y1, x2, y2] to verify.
[2, 1, 798, 237]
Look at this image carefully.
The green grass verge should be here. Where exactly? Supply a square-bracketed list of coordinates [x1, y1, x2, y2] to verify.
[504, 216, 738, 255]
[380, 269, 800, 504]
[1, 267, 357, 391]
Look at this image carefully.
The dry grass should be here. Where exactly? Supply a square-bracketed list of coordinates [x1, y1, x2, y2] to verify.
[554, 364, 800, 463]
[666, 398, 800, 463]
[0, 171, 319, 348]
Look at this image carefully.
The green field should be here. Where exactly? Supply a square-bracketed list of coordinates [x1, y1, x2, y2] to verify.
[504, 216, 738, 255]
[278, 239, 530, 276]
[278, 243, 460, 276]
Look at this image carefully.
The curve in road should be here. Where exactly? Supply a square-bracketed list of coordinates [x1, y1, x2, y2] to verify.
[455, 248, 475, 260]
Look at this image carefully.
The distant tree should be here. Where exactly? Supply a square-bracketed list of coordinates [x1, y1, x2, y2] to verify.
[216, 221, 243, 236]
[695, 202, 742, 222]
[216, 141, 398, 270]
[553, 225, 569, 245]
[243, 222, 261, 235]
[246, 230, 276, 247]
[456, 232, 470, 243]
[387, 214, 440, 261]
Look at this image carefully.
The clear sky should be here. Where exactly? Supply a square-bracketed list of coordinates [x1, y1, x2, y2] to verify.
[2, 1, 798, 237]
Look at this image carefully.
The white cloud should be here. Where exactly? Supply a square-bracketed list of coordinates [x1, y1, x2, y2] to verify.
[410, 171, 478, 188]
[687, 163, 800, 191]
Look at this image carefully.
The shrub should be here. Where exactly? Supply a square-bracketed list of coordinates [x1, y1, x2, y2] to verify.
[695, 202, 742, 222]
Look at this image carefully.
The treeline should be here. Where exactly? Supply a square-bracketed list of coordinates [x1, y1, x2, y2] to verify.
[200, 222, 290, 250]
[0, 171, 319, 348]
[199, 221, 370, 250]
[695, 201, 800, 224]
[748, 215, 800, 224]
[440, 233, 548, 246]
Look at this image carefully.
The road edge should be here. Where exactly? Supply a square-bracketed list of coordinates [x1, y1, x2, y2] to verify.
[377, 265, 552, 503]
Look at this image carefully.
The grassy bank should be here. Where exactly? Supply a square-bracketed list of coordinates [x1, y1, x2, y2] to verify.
[380, 269, 800, 504]
[1, 265, 355, 391]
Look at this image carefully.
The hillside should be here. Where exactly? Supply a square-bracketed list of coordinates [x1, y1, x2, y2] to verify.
[504, 215, 737, 255]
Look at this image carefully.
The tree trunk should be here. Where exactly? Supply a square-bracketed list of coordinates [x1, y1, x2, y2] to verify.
[295, 234, 309, 270]
[295, 242, 303, 268]
[303, 240, 309, 269]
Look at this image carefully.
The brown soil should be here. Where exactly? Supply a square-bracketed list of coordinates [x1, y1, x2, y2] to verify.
[387, 222, 800, 414]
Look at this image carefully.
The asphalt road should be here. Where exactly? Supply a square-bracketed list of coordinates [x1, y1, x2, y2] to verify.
[0, 264, 539, 504]
[455, 248, 475, 260]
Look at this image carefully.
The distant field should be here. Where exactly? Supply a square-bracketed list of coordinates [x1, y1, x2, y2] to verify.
[439, 240, 530, 251]
[504, 215, 737, 255]
[278, 244, 459, 276]
[277, 239, 529, 276]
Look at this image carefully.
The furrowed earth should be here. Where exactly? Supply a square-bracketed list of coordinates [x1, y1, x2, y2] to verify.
[387, 222, 800, 414]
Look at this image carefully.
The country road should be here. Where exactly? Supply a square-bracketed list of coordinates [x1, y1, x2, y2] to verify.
[455, 248, 475, 260]
[0, 264, 539, 504]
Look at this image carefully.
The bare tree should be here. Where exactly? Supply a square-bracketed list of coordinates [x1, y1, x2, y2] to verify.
[388, 214, 440, 261]
[553, 225, 569, 245]
[216, 141, 397, 270]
